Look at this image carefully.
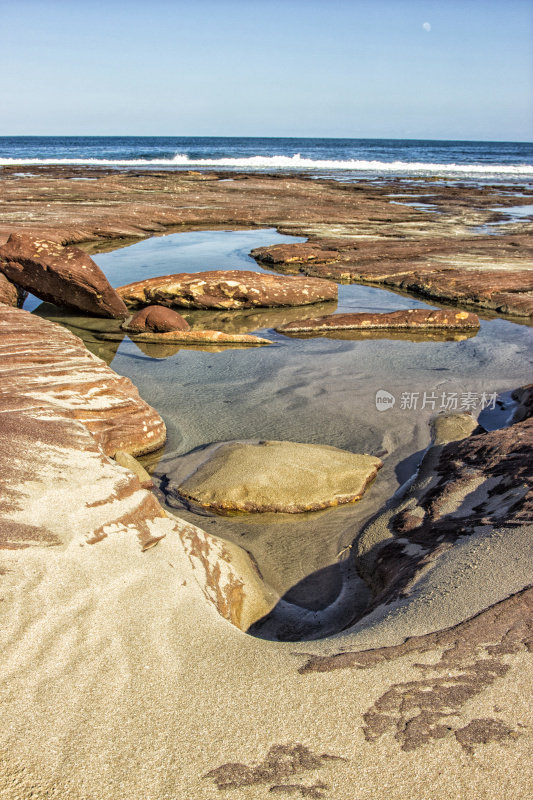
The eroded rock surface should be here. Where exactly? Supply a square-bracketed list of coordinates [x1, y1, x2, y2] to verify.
[254, 241, 533, 318]
[355, 412, 533, 609]
[117, 269, 337, 310]
[251, 242, 339, 267]
[123, 329, 271, 346]
[0, 272, 26, 308]
[0, 400, 167, 552]
[178, 522, 278, 630]
[165, 440, 382, 514]
[276, 308, 480, 335]
[0, 305, 166, 456]
[0, 232, 128, 318]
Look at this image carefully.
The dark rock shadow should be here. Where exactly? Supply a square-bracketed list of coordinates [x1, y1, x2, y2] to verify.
[247, 557, 371, 642]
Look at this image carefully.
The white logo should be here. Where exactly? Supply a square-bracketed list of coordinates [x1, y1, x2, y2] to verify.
[375, 389, 396, 412]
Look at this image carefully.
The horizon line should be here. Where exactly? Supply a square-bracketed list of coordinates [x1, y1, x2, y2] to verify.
[0, 134, 532, 145]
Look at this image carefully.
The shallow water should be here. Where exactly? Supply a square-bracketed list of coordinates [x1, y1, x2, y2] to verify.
[34, 227, 533, 638]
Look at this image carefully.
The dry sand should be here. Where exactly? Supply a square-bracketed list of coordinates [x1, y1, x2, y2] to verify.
[1, 520, 532, 800]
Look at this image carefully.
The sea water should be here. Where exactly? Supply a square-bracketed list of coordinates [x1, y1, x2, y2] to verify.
[1, 136, 533, 182]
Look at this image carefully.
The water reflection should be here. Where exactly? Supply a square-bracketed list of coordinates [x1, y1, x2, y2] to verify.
[33, 303, 125, 364]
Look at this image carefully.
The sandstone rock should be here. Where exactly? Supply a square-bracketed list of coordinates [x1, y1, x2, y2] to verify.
[178, 523, 278, 630]
[276, 308, 480, 334]
[114, 450, 154, 490]
[251, 242, 533, 318]
[166, 440, 382, 514]
[356, 413, 533, 607]
[430, 412, 479, 446]
[122, 305, 190, 333]
[0, 400, 167, 552]
[0, 305, 166, 457]
[0, 272, 26, 307]
[117, 269, 337, 310]
[251, 242, 338, 269]
[511, 383, 533, 422]
[0, 232, 128, 318]
[125, 329, 271, 346]
[383, 269, 533, 317]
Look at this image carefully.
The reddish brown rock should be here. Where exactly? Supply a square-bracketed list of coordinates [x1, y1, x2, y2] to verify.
[276, 308, 480, 334]
[0, 271, 26, 307]
[251, 242, 338, 268]
[381, 268, 533, 317]
[0, 400, 166, 552]
[0, 232, 128, 318]
[127, 329, 271, 346]
[117, 269, 337, 310]
[251, 240, 533, 318]
[0, 304, 166, 457]
[356, 415, 533, 609]
[512, 383, 533, 422]
[123, 304, 190, 333]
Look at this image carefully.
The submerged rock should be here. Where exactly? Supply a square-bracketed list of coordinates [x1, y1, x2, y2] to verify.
[0, 232, 128, 318]
[117, 269, 337, 310]
[122, 305, 190, 333]
[276, 308, 480, 334]
[165, 440, 382, 514]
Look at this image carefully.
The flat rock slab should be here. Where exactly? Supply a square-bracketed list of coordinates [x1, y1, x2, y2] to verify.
[125, 329, 271, 346]
[0, 305, 166, 457]
[276, 308, 480, 334]
[117, 269, 337, 310]
[0, 232, 128, 318]
[255, 242, 533, 318]
[251, 242, 339, 266]
[168, 440, 382, 514]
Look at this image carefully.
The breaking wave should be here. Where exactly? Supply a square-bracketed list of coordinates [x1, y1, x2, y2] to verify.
[1, 152, 533, 176]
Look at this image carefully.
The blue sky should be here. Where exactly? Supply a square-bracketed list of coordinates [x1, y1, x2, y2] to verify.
[2, 0, 532, 140]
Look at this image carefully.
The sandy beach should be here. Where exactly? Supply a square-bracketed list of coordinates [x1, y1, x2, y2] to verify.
[1, 167, 532, 800]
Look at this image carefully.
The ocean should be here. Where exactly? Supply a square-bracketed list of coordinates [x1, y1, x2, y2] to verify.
[1, 136, 532, 182]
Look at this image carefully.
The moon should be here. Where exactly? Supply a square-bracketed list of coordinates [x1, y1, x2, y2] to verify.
[422, 22, 431, 32]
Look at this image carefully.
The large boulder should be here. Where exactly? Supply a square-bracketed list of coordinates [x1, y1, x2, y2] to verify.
[0, 232, 128, 318]
[163, 440, 382, 514]
[276, 308, 480, 334]
[117, 269, 338, 310]
[122, 305, 190, 333]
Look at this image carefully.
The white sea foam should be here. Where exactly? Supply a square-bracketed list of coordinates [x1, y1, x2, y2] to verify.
[1, 152, 533, 176]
